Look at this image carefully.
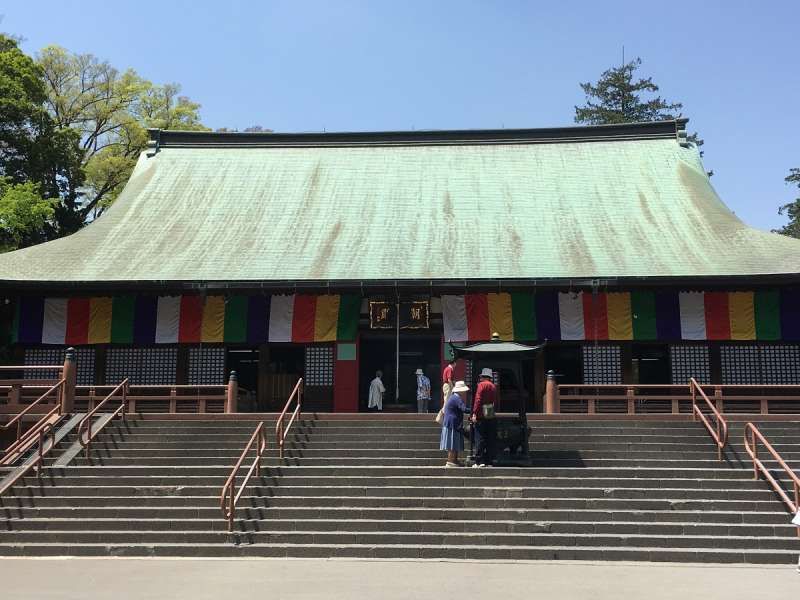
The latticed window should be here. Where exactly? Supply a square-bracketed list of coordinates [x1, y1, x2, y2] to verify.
[188, 347, 226, 385]
[582, 345, 622, 384]
[24, 347, 95, 385]
[670, 344, 710, 384]
[304, 346, 334, 386]
[106, 347, 177, 385]
[722, 344, 800, 384]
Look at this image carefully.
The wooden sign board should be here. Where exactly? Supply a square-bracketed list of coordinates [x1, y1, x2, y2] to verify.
[369, 301, 430, 330]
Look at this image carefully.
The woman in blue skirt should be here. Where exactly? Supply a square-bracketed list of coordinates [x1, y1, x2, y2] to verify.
[440, 380, 469, 467]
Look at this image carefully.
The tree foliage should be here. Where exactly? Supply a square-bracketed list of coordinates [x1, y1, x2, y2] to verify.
[0, 178, 55, 252]
[36, 46, 208, 225]
[575, 57, 703, 151]
[773, 168, 800, 239]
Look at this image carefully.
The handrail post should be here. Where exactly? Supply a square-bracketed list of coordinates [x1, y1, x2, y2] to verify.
[61, 348, 76, 415]
[690, 380, 696, 421]
[545, 371, 558, 414]
[226, 371, 238, 414]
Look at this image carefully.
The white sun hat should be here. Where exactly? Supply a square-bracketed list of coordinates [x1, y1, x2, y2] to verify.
[452, 381, 470, 393]
[480, 368, 494, 378]
[415, 368, 423, 375]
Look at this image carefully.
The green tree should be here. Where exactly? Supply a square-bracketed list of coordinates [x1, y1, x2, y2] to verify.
[0, 178, 55, 251]
[0, 34, 83, 238]
[773, 168, 800, 239]
[575, 57, 703, 151]
[36, 46, 208, 226]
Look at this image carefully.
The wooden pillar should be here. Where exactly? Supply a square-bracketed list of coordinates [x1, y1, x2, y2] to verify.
[61, 347, 76, 414]
[225, 370, 238, 414]
[544, 370, 559, 414]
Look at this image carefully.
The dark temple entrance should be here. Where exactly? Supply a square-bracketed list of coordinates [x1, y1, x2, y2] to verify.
[359, 334, 441, 412]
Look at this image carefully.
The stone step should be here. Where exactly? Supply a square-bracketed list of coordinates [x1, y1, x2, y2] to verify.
[4, 517, 796, 538]
[2, 529, 798, 551]
[0, 541, 795, 563]
[1, 505, 790, 524]
[0, 485, 783, 502]
[0, 493, 787, 512]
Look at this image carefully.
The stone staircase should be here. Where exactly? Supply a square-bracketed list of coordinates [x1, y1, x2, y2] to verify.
[0, 416, 798, 562]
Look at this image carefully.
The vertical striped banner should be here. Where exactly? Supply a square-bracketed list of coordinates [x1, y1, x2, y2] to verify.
[487, 293, 513, 340]
[155, 296, 181, 344]
[18, 297, 44, 344]
[558, 292, 585, 341]
[679, 292, 706, 340]
[511, 293, 536, 340]
[536, 292, 560, 341]
[111, 297, 135, 344]
[655, 291, 681, 340]
[201, 296, 225, 342]
[268, 295, 295, 342]
[178, 296, 202, 343]
[65, 298, 90, 345]
[607, 292, 633, 340]
[223, 296, 248, 343]
[246, 295, 269, 344]
[780, 289, 800, 341]
[314, 295, 341, 342]
[133, 296, 157, 344]
[728, 291, 755, 340]
[442, 295, 468, 342]
[582, 292, 608, 340]
[291, 295, 316, 343]
[42, 298, 68, 345]
[704, 292, 731, 340]
[631, 291, 656, 340]
[336, 295, 360, 341]
[465, 294, 490, 341]
[88, 297, 113, 344]
[754, 290, 780, 341]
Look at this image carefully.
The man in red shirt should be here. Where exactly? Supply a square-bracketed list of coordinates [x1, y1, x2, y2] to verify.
[441, 359, 456, 408]
[471, 367, 497, 467]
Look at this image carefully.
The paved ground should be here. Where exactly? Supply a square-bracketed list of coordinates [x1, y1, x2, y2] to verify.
[0, 558, 798, 599]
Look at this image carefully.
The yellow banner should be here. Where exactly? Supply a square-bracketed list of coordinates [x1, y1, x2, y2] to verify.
[201, 296, 225, 342]
[607, 292, 633, 340]
[314, 295, 341, 342]
[487, 293, 514, 340]
[88, 297, 113, 344]
[729, 291, 756, 340]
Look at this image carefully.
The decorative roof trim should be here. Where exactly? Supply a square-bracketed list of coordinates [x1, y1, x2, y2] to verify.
[148, 119, 688, 150]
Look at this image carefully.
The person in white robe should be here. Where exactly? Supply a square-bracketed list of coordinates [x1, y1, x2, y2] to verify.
[368, 371, 386, 411]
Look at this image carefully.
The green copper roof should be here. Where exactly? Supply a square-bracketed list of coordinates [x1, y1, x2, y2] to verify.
[1, 121, 799, 285]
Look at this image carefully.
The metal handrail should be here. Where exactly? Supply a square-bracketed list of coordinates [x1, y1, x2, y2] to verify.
[77, 378, 129, 457]
[0, 420, 57, 496]
[689, 377, 728, 461]
[744, 423, 800, 536]
[0, 365, 63, 371]
[0, 379, 65, 445]
[219, 421, 266, 532]
[276, 378, 303, 459]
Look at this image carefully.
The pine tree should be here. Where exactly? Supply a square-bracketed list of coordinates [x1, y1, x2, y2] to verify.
[773, 168, 800, 238]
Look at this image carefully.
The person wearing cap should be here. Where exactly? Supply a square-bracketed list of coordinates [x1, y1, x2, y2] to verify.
[440, 380, 469, 467]
[471, 367, 497, 467]
[415, 368, 431, 413]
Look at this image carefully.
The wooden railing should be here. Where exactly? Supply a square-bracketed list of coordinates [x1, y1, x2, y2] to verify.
[743, 423, 800, 536]
[77, 379, 129, 457]
[276, 378, 303, 459]
[690, 378, 729, 461]
[554, 383, 800, 415]
[1, 379, 65, 464]
[75, 384, 230, 414]
[220, 422, 267, 532]
[0, 364, 64, 414]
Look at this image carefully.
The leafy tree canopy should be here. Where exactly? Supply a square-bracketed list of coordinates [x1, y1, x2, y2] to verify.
[36, 46, 209, 225]
[575, 57, 703, 151]
[0, 178, 55, 252]
[773, 168, 800, 239]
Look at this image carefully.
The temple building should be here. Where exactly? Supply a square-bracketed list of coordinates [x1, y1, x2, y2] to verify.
[1, 119, 799, 411]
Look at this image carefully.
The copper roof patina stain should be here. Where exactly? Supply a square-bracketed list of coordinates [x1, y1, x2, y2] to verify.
[1, 120, 799, 285]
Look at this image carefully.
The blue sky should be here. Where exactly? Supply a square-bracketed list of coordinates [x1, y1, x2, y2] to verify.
[4, 0, 798, 231]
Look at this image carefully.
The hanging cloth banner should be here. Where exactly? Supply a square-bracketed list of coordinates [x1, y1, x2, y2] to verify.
[439, 290, 800, 343]
[11, 294, 360, 345]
